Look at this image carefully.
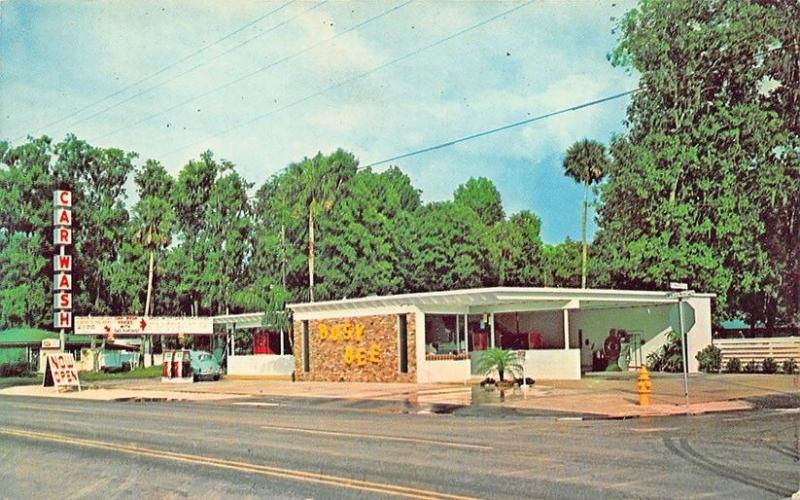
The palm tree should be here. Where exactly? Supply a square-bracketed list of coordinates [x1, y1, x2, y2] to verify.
[562, 139, 609, 288]
[476, 348, 523, 382]
[288, 150, 357, 302]
[132, 161, 175, 366]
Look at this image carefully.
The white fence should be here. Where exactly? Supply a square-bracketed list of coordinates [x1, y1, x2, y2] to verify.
[714, 337, 800, 364]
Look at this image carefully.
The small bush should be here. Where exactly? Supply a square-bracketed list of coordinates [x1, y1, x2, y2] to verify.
[647, 331, 683, 372]
[783, 358, 798, 374]
[762, 357, 778, 374]
[725, 357, 741, 373]
[0, 361, 33, 377]
[696, 344, 722, 373]
[743, 359, 759, 373]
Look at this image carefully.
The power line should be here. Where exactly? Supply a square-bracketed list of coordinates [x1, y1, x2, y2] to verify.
[12, 0, 296, 143]
[158, 0, 536, 160]
[362, 89, 638, 168]
[90, 0, 413, 144]
[83, 1, 329, 143]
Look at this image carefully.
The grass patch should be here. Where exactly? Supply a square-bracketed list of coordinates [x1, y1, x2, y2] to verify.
[0, 375, 42, 389]
[78, 365, 162, 382]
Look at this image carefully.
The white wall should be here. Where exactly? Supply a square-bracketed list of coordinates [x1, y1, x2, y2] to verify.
[228, 354, 294, 377]
[522, 349, 581, 380]
[416, 359, 471, 383]
[685, 296, 712, 373]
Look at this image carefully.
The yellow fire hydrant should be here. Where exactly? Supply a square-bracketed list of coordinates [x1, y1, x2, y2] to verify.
[637, 366, 652, 406]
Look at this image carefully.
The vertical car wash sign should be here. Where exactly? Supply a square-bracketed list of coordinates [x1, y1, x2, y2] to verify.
[53, 190, 73, 335]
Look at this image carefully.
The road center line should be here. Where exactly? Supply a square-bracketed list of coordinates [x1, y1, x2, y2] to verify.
[260, 424, 492, 450]
[6, 404, 83, 414]
[0, 427, 476, 500]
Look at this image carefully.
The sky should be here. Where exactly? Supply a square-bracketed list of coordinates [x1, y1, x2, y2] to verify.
[0, 0, 639, 243]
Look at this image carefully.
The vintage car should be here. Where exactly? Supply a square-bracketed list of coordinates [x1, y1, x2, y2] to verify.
[190, 350, 222, 381]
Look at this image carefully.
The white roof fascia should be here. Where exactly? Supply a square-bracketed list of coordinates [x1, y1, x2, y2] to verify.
[287, 287, 716, 314]
[292, 305, 421, 322]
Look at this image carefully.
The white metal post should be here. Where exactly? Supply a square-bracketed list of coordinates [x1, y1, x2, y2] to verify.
[490, 312, 495, 348]
[280, 327, 285, 356]
[463, 313, 469, 355]
[562, 309, 570, 350]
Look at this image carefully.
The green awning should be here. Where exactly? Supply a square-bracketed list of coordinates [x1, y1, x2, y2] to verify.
[0, 327, 92, 348]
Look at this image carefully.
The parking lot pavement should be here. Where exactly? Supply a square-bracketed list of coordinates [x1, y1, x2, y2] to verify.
[2, 372, 797, 418]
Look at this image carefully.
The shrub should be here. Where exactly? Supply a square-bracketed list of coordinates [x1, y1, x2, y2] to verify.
[0, 361, 33, 377]
[695, 344, 722, 373]
[762, 357, 778, 374]
[783, 358, 798, 374]
[743, 359, 759, 373]
[726, 357, 741, 373]
[647, 331, 683, 372]
[476, 348, 522, 382]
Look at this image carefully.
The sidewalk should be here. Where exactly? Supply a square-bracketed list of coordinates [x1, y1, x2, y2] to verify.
[2, 373, 798, 418]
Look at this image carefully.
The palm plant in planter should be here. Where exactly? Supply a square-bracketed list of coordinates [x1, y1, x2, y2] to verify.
[477, 348, 523, 385]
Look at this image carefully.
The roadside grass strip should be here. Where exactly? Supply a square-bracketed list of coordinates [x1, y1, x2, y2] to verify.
[0, 427, 476, 500]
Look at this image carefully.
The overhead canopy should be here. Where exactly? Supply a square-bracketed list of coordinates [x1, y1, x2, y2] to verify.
[288, 287, 715, 316]
[0, 327, 91, 348]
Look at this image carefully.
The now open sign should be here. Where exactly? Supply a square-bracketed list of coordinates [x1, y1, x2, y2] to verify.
[43, 352, 81, 390]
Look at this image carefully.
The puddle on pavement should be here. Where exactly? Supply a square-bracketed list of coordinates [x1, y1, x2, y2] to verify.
[470, 385, 528, 404]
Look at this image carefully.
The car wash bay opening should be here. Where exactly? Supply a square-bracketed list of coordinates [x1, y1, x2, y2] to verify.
[288, 287, 713, 383]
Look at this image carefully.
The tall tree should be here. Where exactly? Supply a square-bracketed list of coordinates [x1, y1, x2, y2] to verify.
[562, 139, 608, 289]
[131, 160, 175, 316]
[283, 150, 357, 302]
[172, 151, 219, 315]
[0, 137, 54, 329]
[602, 0, 798, 322]
[52, 135, 135, 316]
[315, 166, 421, 300]
[203, 168, 252, 315]
[406, 201, 491, 292]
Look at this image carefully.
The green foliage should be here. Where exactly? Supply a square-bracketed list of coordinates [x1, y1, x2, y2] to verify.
[782, 358, 797, 374]
[726, 357, 742, 373]
[603, 0, 800, 324]
[761, 357, 778, 374]
[476, 348, 523, 382]
[453, 177, 505, 225]
[646, 331, 683, 372]
[695, 344, 722, 373]
[541, 239, 582, 288]
[406, 202, 492, 292]
[563, 139, 608, 186]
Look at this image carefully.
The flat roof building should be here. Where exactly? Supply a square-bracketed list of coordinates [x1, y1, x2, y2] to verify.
[288, 287, 714, 383]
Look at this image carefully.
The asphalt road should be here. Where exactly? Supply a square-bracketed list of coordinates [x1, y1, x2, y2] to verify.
[0, 394, 798, 499]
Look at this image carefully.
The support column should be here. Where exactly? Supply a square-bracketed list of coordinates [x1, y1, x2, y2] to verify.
[489, 312, 495, 348]
[563, 309, 570, 350]
[280, 327, 285, 356]
[463, 313, 469, 355]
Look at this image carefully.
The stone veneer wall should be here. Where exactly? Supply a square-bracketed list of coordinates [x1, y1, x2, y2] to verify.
[293, 313, 416, 383]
